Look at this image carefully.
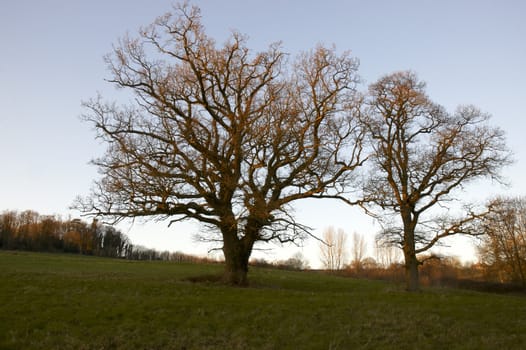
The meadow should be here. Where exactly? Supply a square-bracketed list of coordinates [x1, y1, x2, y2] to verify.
[1, 251, 525, 349]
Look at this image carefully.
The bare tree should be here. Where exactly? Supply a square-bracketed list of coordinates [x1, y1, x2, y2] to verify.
[0, 211, 19, 250]
[75, 4, 364, 285]
[350, 231, 367, 270]
[477, 196, 526, 286]
[319, 227, 348, 270]
[357, 71, 511, 291]
[374, 238, 402, 268]
[279, 252, 310, 270]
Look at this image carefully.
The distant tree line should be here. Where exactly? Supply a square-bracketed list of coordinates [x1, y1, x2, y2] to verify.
[250, 252, 310, 271]
[0, 210, 131, 257]
[0, 210, 189, 261]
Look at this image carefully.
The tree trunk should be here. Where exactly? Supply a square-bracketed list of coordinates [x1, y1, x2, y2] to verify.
[404, 253, 420, 292]
[402, 214, 420, 292]
[221, 231, 254, 286]
[222, 247, 249, 286]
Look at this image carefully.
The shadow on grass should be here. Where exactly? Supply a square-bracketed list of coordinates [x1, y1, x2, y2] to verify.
[183, 273, 224, 284]
[438, 277, 526, 295]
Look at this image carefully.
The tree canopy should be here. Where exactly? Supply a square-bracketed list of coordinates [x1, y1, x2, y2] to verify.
[76, 3, 364, 285]
[358, 71, 511, 291]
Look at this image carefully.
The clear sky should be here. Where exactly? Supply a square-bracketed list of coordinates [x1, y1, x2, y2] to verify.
[1, 0, 525, 267]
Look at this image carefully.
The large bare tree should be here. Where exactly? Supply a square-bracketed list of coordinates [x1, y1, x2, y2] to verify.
[76, 4, 364, 285]
[358, 71, 511, 291]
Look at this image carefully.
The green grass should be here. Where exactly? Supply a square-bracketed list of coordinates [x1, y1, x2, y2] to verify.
[1, 251, 525, 349]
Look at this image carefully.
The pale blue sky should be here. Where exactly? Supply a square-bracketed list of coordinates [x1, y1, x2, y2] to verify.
[1, 1, 525, 265]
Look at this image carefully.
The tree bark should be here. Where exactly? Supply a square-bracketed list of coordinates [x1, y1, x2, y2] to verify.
[403, 212, 420, 292]
[221, 230, 254, 286]
[404, 253, 420, 292]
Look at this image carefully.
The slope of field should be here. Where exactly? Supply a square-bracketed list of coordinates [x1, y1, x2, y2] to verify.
[1, 251, 525, 349]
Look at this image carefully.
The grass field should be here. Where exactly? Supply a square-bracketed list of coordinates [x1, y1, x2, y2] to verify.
[1, 251, 525, 349]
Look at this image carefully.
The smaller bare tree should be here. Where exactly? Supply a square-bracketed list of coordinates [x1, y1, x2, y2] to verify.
[356, 71, 511, 291]
[350, 231, 367, 270]
[281, 252, 310, 270]
[375, 238, 402, 268]
[319, 227, 348, 270]
[477, 196, 526, 286]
